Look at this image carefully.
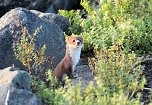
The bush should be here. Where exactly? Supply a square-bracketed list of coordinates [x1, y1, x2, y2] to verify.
[32, 77, 143, 105]
[13, 23, 65, 104]
[61, 79, 142, 105]
[60, 0, 152, 55]
[89, 45, 146, 96]
[31, 78, 65, 105]
[13, 24, 50, 78]
[58, 0, 152, 104]
[59, 10, 83, 35]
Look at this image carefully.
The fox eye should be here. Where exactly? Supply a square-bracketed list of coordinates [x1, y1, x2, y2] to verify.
[73, 40, 75, 42]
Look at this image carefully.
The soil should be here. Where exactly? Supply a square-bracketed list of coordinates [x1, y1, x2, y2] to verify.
[71, 65, 95, 91]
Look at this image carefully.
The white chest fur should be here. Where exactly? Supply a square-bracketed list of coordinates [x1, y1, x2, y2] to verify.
[69, 45, 82, 71]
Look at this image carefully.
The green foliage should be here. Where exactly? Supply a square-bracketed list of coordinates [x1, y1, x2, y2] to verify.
[14, 25, 49, 76]
[32, 77, 143, 105]
[57, 0, 152, 104]
[31, 78, 65, 105]
[59, 10, 83, 35]
[61, 79, 142, 105]
[89, 45, 146, 96]
[13, 24, 64, 104]
[46, 69, 62, 89]
[60, 0, 152, 54]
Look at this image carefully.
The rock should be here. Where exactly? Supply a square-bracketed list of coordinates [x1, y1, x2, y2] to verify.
[31, 10, 69, 33]
[0, 0, 12, 6]
[71, 65, 95, 91]
[0, 67, 41, 105]
[0, 0, 52, 17]
[46, 0, 82, 13]
[27, 0, 52, 12]
[0, 7, 66, 69]
[6, 89, 41, 105]
[0, 0, 29, 7]
[135, 59, 152, 104]
[0, 0, 30, 17]
[0, 67, 31, 90]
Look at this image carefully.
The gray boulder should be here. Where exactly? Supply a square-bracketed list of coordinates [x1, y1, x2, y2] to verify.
[0, 7, 66, 69]
[0, 0, 30, 7]
[46, 0, 82, 13]
[0, 0, 52, 17]
[0, 0, 30, 17]
[30, 10, 69, 33]
[0, 67, 41, 105]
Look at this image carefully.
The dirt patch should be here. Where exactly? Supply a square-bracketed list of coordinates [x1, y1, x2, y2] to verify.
[71, 65, 95, 91]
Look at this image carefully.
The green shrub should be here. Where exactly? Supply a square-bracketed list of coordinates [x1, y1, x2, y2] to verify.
[13, 22, 66, 104]
[59, 1, 151, 102]
[89, 45, 146, 96]
[47, 77, 142, 105]
[31, 78, 65, 105]
[13, 25, 49, 77]
[59, 10, 83, 35]
[32, 77, 143, 105]
[60, 0, 152, 55]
